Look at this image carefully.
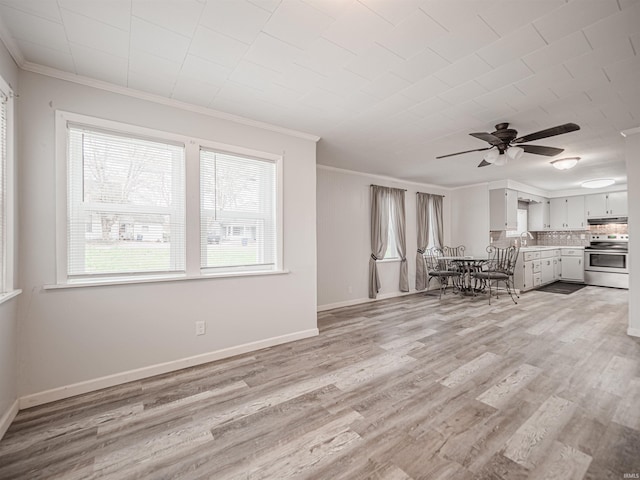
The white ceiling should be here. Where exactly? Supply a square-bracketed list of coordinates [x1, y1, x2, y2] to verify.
[0, 0, 638, 190]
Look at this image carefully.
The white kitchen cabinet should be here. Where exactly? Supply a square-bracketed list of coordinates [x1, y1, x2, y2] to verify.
[567, 196, 586, 229]
[515, 249, 562, 291]
[529, 199, 550, 231]
[585, 193, 607, 217]
[540, 250, 555, 284]
[553, 251, 561, 281]
[586, 191, 628, 218]
[607, 191, 627, 216]
[561, 249, 585, 282]
[541, 257, 554, 284]
[550, 196, 586, 230]
[490, 188, 518, 230]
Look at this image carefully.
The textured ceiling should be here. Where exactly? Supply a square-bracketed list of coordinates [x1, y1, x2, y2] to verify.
[0, 0, 638, 190]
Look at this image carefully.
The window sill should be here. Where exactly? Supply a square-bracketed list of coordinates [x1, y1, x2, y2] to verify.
[0, 289, 22, 306]
[43, 270, 291, 290]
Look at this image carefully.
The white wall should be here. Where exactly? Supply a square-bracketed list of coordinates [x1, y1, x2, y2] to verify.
[17, 71, 317, 399]
[0, 38, 19, 435]
[449, 184, 490, 256]
[317, 166, 450, 309]
[625, 130, 640, 336]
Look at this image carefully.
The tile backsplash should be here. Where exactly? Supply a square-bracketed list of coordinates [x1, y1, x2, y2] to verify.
[588, 223, 628, 235]
[490, 223, 628, 248]
[490, 230, 589, 247]
[535, 231, 590, 246]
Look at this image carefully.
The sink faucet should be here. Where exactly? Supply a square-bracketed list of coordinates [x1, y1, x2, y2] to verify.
[520, 231, 534, 247]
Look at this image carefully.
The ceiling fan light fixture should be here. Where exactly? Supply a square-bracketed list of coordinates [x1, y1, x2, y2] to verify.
[494, 153, 507, 166]
[581, 179, 615, 189]
[506, 146, 524, 161]
[483, 148, 499, 164]
[551, 157, 580, 170]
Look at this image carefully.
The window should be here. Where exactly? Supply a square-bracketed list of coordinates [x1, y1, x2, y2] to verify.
[426, 198, 440, 250]
[66, 124, 185, 278]
[384, 203, 398, 259]
[506, 208, 528, 237]
[200, 149, 277, 272]
[56, 111, 283, 285]
[0, 76, 14, 295]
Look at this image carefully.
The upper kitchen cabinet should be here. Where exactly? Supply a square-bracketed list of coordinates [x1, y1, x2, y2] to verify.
[490, 188, 517, 230]
[529, 199, 550, 231]
[585, 192, 627, 218]
[550, 196, 586, 230]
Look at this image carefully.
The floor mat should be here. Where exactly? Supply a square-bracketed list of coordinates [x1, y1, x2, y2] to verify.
[536, 282, 587, 294]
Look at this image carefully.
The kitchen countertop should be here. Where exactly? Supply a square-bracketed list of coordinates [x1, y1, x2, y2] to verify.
[519, 246, 585, 252]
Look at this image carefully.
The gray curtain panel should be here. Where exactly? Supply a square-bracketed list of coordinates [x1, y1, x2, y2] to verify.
[431, 194, 444, 249]
[369, 186, 389, 299]
[390, 188, 409, 292]
[415, 192, 430, 291]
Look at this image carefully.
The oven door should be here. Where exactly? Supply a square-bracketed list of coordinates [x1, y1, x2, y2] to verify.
[584, 250, 628, 273]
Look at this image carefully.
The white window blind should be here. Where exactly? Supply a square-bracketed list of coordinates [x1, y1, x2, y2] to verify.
[67, 125, 185, 278]
[0, 92, 6, 292]
[200, 149, 277, 272]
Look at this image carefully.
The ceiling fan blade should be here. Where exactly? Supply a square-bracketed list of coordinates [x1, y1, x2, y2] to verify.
[436, 147, 492, 159]
[521, 145, 564, 156]
[470, 132, 502, 145]
[477, 159, 492, 167]
[513, 123, 580, 143]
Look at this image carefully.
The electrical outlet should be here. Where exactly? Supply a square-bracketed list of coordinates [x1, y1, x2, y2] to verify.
[195, 321, 206, 336]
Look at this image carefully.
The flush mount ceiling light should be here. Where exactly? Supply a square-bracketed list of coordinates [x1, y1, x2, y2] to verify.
[581, 178, 615, 189]
[551, 157, 580, 170]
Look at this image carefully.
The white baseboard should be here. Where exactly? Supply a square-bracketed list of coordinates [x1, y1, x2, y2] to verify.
[19, 328, 319, 410]
[628, 327, 640, 338]
[0, 399, 19, 441]
[317, 289, 424, 312]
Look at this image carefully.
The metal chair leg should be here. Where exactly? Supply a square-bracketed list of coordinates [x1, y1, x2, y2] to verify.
[487, 276, 491, 305]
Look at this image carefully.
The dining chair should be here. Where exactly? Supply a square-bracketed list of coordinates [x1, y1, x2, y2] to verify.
[442, 245, 466, 257]
[425, 247, 461, 300]
[472, 245, 519, 304]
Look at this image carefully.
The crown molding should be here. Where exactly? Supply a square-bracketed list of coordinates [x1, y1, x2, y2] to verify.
[448, 182, 489, 190]
[20, 61, 321, 143]
[317, 164, 452, 192]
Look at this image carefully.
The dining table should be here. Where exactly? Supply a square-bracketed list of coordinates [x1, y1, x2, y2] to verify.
[440, 256, 489, 295]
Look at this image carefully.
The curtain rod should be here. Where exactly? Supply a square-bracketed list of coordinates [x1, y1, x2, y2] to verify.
[416, 191, 445, 197]
[370, 184, 407, 191]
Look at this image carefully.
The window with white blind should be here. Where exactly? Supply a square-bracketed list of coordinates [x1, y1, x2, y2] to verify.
[200, 149, 277, 273]
[0, 89, 7, 292]
[66, 125, 186, 278]
[55, 111, 284, 286]
[0, 75, 15, 297]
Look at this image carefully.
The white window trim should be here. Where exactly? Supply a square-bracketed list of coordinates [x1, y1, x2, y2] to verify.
[55, 110, 284, 287]
[0, 74, 16, 298]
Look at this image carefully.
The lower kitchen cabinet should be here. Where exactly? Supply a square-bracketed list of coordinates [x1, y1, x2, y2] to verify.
[541, 256, 555, 284]
[514, 249, 564, 292]
[561, 249, 585, 282]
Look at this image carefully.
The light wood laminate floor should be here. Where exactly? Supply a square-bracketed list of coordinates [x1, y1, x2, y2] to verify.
[1, 286, 639, 479]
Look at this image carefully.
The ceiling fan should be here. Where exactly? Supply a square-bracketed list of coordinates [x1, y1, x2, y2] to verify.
[436, 122, 580, 167]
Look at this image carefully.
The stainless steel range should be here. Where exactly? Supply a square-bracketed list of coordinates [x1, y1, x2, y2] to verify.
[584, 234, 629, 289]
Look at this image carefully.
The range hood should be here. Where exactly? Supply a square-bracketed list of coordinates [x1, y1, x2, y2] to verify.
[587, 217, 628, 225]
